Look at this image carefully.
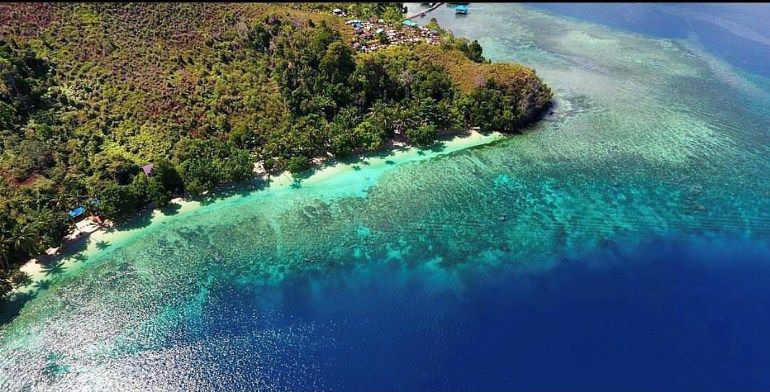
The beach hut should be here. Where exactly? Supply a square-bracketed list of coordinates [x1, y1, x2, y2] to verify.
[142, 163, 154, 176]
[68, 206, 86, 221]
[455, 5, 469, 14]
[402, 19, 418, 28]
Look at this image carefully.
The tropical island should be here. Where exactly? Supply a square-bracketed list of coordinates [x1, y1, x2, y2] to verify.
[0, 3, 552, 297]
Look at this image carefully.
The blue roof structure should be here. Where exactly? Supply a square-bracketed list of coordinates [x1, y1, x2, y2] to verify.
[68, 206, 86, 219]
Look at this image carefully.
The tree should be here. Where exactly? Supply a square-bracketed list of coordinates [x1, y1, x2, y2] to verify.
[152, 158, 184, 194]
[327, 106, 362, 157]
[97, 184, 140, 222]
[145, 178, 172, 208]
[414, 67, 453, 101]
[0, 273, 11, 298]
[286, 155, 310, 174]
[179, 157, 216, 196]
[88, 153, 140, 187]
[406, 123, 438, 146]
[129, 173, 170, 208]
[460, 80, 527, 133]
[426, 18, 442, 32]
[319, 41, 355, 86]
[466, 40, 485, 63]
[249, 23, 272, 53]
[217, 147, 253, 183]
[353, 118, 387, 151]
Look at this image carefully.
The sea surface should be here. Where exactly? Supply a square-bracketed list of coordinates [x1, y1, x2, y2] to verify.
[2, 3, 770, 391]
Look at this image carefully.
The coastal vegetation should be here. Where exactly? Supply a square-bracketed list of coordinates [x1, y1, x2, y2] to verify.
[0, 3, 552, 295]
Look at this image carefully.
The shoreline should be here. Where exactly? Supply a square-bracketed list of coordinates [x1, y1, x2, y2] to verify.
[4, 128, 500, 300]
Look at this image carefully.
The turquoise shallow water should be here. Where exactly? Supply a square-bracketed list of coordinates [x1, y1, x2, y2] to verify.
[2, 4, 770, 391]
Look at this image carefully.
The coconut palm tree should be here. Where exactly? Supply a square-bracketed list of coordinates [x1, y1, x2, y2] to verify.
[0, 234, 13, 270]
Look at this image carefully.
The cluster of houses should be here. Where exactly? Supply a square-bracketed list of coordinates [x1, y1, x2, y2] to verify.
[333, 9, 441, 53]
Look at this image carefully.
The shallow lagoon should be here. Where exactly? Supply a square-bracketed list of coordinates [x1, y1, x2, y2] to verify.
[2, 4, 770, 391]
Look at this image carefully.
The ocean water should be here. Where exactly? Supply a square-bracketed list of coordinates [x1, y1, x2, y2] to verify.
[2, 4, 770, 391]
[526, 3, 770, 78]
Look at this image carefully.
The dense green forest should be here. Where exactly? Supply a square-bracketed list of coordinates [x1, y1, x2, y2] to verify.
[0, 3, 552, 294]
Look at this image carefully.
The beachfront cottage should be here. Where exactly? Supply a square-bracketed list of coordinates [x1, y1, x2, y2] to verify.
[68, 206, 86, 221]
[142, 163, 154, 176]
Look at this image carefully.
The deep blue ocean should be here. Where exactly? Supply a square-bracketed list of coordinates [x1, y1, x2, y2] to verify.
[206, 235, 770, 391]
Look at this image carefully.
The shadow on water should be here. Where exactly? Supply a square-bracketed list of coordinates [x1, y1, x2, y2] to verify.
[0, 227, 98, 324]
[428, 143, 447, 153]
[195, 178, 268, 206]
[288, 168, 316, 188]
[160, 202, 182, 216]
[117, 208, 154, 230]
[42, 262, 65, 276]
[0, 291, 37, 324]
[14, 273, 33, 288]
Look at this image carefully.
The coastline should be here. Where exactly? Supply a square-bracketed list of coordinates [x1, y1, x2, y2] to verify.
[5, 129, 501, 300]
[2, 4, 770, 390]
[0, 2, 554, 299]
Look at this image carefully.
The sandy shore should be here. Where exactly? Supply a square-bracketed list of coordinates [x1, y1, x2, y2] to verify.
[11, 198, 203, 296]
[8, 129, 498, 297]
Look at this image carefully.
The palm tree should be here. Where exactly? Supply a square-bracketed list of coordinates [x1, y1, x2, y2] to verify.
[0, 234, 13, 270]
[11, 226, 33, 255]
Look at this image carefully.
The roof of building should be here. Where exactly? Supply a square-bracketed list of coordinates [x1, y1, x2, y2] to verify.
[68, 206, 86, 218]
